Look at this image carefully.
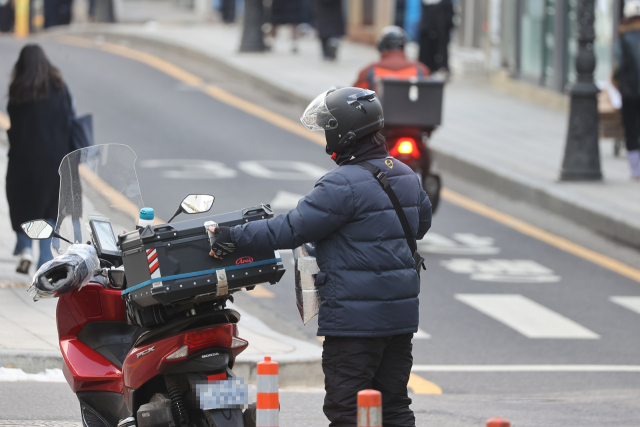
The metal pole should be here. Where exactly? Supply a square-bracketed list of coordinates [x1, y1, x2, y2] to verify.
[14, 0, 29, 38]
[240, 0, 266, 52]
[559, 0, 602, 181]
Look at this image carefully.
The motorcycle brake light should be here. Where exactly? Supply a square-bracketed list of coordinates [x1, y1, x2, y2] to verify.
[184, 324, 234, 353]
[390, 138, 420, 159]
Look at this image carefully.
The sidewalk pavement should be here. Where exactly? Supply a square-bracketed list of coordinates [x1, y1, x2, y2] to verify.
[58, 18, 639, 248]
[0, 123, 322, 384]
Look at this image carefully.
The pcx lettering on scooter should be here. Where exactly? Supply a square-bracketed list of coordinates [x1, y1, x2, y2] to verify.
[137, 346, 155, 358]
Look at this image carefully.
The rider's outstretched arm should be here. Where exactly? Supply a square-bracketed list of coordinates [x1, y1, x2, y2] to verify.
[231, 171, 355, 251]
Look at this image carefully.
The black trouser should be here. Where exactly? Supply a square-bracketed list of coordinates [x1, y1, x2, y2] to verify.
[622, 97, 640, 152]
[322, 334, 415, 427]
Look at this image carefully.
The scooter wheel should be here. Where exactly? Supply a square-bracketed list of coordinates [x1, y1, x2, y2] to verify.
[423, 173, 441, 214]
[242, 402, 256, 427]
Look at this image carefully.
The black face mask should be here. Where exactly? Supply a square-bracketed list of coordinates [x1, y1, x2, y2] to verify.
[331, 142, 389, 166]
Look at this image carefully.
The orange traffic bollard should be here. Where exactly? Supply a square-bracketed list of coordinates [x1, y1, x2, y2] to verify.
[357, 389, 382, 427]
[487, 418, 510, 427]
[256, 356, 279, 427]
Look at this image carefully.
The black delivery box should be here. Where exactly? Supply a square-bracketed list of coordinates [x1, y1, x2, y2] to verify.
[119, 204, 285, 308]
[378, 78, 444, 128]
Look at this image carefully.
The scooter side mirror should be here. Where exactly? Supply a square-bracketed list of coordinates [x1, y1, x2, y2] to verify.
[167, 194, 215, 223]
[181, 194, 215, 214]
[21, 220, 54, 240]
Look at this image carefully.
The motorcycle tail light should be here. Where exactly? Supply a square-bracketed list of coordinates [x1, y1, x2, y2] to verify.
[184, 324, 234, 353]
[390, 138, 420, 159]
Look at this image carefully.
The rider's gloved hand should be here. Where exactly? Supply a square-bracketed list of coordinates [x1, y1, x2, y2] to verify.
[208, 226, 236, 259]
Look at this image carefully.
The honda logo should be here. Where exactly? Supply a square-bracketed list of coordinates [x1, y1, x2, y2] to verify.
[235, 256, 253, 265]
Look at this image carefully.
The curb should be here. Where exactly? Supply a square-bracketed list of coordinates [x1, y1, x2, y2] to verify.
[46, 26, 640, 249]
[0, 350, 323, 386]
[0, 350, 63, 374]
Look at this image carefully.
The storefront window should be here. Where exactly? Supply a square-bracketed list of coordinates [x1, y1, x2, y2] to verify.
[594, 0, 615, 83]
[542, 0, 556, 86]
[566, 0, 614, 86]
[520, 0, 545, 80]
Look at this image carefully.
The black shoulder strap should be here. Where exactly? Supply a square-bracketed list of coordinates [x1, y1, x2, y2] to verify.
[355, 161, 417, 255]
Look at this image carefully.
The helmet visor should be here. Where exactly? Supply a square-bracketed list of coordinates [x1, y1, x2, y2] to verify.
[300, 90, 339, 132]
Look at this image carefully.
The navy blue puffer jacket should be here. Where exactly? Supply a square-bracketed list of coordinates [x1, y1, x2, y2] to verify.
[230, 144, 432, 337]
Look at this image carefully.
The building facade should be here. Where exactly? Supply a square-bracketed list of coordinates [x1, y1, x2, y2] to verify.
[347, 0, 625, 94]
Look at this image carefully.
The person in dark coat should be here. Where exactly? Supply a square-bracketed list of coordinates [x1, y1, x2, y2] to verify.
[314, 0, 345, 60]
[6, 44, 74, 273]
[269, 0, 312, 53]
[614, 0, 640, 179]
[208, 88, 432, 427]
[418, 0, 454, 73]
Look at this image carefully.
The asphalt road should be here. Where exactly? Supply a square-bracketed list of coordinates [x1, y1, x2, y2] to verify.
[0, 34, 639, 426]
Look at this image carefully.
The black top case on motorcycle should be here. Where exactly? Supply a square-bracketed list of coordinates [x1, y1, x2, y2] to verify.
[119, 204, 285, 326]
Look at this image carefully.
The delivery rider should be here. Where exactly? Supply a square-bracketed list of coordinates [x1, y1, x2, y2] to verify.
[353, 26, 431, 92]
[208, 87, 432, 427]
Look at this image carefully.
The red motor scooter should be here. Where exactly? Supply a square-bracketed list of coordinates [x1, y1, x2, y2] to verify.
[378, 77, 444, 213]
[24, 144, 282, 427]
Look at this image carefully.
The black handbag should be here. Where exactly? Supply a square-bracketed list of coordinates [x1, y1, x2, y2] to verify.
[355, 161, 426, 277]
[70, 114, 94, 151]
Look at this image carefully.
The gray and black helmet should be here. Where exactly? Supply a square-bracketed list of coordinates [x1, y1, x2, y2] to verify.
[300, 87, 384, 154]
[377, 26, 407, 53]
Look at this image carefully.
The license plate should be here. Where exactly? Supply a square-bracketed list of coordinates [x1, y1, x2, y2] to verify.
[196, 378, 249, 410]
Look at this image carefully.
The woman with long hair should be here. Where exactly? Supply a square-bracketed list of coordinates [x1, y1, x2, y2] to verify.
[6, 44, 74, 273]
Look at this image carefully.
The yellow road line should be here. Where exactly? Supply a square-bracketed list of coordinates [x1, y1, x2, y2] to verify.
[408, 373, 442, 394]
[244, 284, 276, 298]
[55, 34, 640, 285]
[441, 188, 640, 284]
[203, 85, 325, 146]
[56, 35, 325, 147]
[57, 35, 203, 86]
[0, 111, 10, 131]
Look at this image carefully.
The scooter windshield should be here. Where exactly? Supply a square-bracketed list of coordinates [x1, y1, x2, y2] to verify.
[53, 144, 144, 256]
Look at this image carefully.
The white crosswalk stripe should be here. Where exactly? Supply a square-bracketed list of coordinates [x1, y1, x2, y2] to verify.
[610, 296, 640, 315]
[455, 294, 600, 339]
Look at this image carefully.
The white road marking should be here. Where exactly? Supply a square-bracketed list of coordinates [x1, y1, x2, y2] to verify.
[415, 328, 431, 339]
[238, 160, 329, 180]
[270, 191, 304, 210]
[442, 259, 560, 283]
[455, 294, 600, 339]
[610, 296, 640, 315]
[418, 233, 500, 255]
[411, 365, 640, 372]
[140, 159, 238, 179]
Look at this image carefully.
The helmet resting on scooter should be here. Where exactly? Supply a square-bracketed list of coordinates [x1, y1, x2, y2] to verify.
[377, 26, 407, 53]
[300, 87, 384, 155]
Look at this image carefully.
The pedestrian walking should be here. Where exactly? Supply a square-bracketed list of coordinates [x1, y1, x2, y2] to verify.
[0, 0, 13, 32]
[614, 0, 640, 179]
[269, 0, 312, 53]
[207, 88, 432, 427]
[6, 44, 75, 273]
[418, 0, 454, 73]
[313, 0, 344, 60]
